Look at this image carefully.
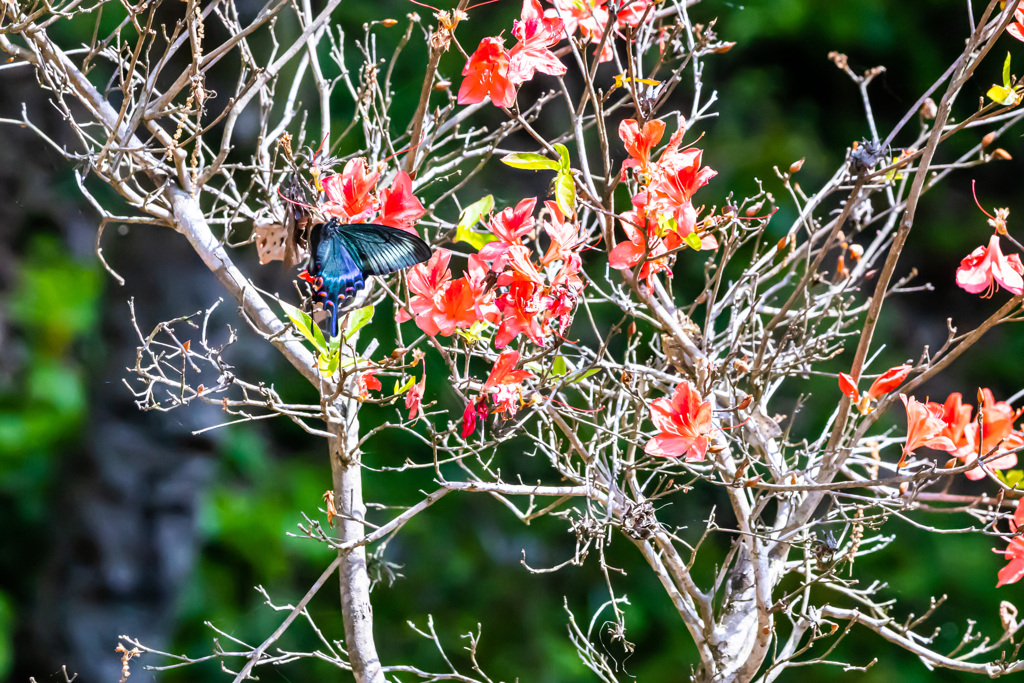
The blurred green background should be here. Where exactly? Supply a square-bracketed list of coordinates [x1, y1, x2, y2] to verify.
[2, 1, 1023, 681]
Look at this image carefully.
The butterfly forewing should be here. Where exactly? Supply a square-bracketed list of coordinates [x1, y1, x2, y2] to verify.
[337, 223, 432, 276]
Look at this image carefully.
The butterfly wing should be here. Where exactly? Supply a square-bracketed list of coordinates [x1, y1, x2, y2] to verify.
[310, 221, 366, 337]
[308, 220, 431, 337]
[336, 223, 432, 277]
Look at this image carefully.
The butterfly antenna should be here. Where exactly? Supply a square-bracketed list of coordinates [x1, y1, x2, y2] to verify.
[466, 0, 501, 10]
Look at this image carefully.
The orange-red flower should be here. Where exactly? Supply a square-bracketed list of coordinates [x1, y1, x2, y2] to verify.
[320, 158, 379, 222]
[955, 234, 1024, 297]
[484, 349, 535, 416]
[400, 249, 453, 336]
[899, 395, 956, 467]
[458, 37, 515, 108]
[645, 380, 713, 461]
[378, 171, 426, 234]
[958, 389, 1023, 480]
[619, 118, 666, 177]
[479, 197, 537, 270]
[1008, 6, 1024, 42]
[838, 364, 911, 405]
[996, 536, 1024, 587]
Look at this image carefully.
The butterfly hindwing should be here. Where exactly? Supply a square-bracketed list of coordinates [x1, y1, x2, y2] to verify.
[307, 219, 431, 337]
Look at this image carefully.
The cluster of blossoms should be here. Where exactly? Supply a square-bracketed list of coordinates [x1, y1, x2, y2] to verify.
[457, 0, 650, 108]
[900, 390, 1023, 478]
[318, 159, 427, 234]
[611, 118, 718, 284]
[400, 197, 585, 435]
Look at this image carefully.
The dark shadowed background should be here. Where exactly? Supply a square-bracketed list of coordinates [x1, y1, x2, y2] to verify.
[2, 0, 1022, 681]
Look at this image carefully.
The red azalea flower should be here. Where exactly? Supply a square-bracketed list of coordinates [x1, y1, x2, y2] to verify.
[955, 234, 1024, 297]
[498, 245, 546, 288]
[648, 147, 716, 237]
[541, 201, 581, 265]
[378, 171, 426, 234]
[495, 280, 546, 348]
[458, 37, 515, 108]
[867, 364, 911, 399]
[645, 380, 714, 461]
[900, 395, 956, 467]
[995, 536, 1024, 587]
[939, 392, 975, 458]
[619, 118, 665, 176]
[321, 158, 379, 222]
[465, 254, 501, 324]
[549, 0, 612, 61]
[479, 197, 537, 270]
[1008, 7, 1024, 42]
[483, 349, 535, 415]
[405, 372, 426, 421]
[400, 249, 453, 336]
[432, 277, 480, 336]
[508, 0, 566, 84]
[615, 0, 651, 28]
[838, 372, 859, 401]
[959, 389, 1023, 480]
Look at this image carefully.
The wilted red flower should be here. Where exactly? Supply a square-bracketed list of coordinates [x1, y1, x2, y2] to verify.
[899, 395, 956, 467]
[645, 380, 714, 461]
[955, 234, 1024, 297]
[357, 370, 381, 401]
[508, 0, 566, 84]
[377, 171, 426, 233]
[405, 372, 426, 422]
[461, 399, 490, 438]
[458, 37, 515, 108]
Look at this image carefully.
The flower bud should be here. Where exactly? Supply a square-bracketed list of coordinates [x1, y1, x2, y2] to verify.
[992, 148, 1013, 161]
[982, 131, 996, 148]
[920, 97, 937, 120]
[789, 157, 805, 173]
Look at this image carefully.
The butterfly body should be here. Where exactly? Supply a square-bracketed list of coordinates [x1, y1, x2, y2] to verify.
[308, 218, 432, 336]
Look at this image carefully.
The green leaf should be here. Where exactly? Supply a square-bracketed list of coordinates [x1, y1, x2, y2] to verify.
[998, 469, 1024, 489]
[394, 376, 416, 395]
[555, 171, 576, 217]
[553, 143, 571, 171]
[501, 153, 560, 171]
[344, 305, 374, 340]
[552, 355, 568, 377]
[278, 299, 328, 354]
[570, 367, 601, 384]
[318, 347, 340, 376]
[1003, 51, 1012, 88]
[684, 231, 703, 250]
[455, 195, 498, 250]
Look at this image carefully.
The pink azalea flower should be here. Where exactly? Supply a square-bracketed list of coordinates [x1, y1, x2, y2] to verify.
[320, 158, 379, 222]
[955, 234, 1024, 297]
[508, 0, 566, 84]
